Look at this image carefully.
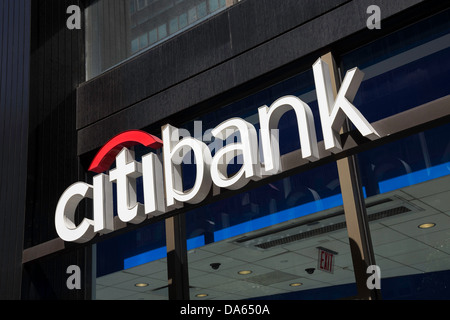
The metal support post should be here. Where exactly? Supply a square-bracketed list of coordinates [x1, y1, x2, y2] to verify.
[321, 52, 381, 300]
[165, 214, 190, 300]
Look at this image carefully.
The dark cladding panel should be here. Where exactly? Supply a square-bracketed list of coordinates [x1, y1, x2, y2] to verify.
[25, 0, 83, 248]
[21, 0, 88, 300]
[227, 0, 348, 55]
[0, 0, 31, 300]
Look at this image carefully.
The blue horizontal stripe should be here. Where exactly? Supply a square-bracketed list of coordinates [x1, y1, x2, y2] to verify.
[124, 236, 205, 269]
[213, 193, 343, 242]
[379, 162, 450, 193]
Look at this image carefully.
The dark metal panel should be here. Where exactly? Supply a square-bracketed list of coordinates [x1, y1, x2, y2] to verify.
[166, 215, 190, 300]
[26, 0, 83, 248]
[227, 0, 348, 55]
[21, 246, 90, 300]
[0, 0, 31, 300]
[21, 0, 88, 300]
[321, 52, 380, 299]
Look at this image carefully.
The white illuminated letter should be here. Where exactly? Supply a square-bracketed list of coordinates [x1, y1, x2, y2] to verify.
[211, 118, 261, 190]
[162, 124, 212, 208]
[55, 182, 96, 243]
[258, 95, 319, 175]
[313, 58, 380, 153]
[93, 173, 114, 234]
[142, 152, 167, 216]
[109, 148, 146, 224]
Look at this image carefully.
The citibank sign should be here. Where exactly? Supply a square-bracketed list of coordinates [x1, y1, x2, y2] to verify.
[55, 58, 382, 243]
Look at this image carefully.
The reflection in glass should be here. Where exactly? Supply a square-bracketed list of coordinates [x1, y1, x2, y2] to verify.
[173, 68, 357, 300]
[341, 9, 450, 124]
[341, 9, 450, 298]
[357, 124, 450, 299]
[186, 164, 358, 300]
[94, 220, 169, 300]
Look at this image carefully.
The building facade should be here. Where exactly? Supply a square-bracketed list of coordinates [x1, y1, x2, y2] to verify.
[1, 0, 450, 300]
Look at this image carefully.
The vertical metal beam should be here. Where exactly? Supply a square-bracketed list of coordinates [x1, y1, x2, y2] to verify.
[321, 53, 381, 300]
[165, 214, 190, 300]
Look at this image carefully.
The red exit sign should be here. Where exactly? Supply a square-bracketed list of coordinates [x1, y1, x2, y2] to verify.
[317, 247, 338, 273]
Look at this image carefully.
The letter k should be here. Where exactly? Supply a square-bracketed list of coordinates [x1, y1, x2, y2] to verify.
[313, 58, 381, 153]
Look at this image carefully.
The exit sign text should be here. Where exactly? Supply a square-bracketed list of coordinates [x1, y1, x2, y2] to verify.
[317, 247, 337, 273]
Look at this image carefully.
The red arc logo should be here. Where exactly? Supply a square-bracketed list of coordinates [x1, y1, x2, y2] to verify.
[88, 130, 163, 174]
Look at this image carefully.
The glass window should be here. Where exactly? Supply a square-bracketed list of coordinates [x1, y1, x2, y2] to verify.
[188, 7, 197, 24]
[158, 24, 167, 40]
[187, 164, 357, 300]
[357, 124, 450, 299]
[131, 38, 139, 54]
[139, 33, 148, 49]
[340, 9, 450, 124]
[342, 9, 450, 299]
[149, 29, 158, 45]
[198, 2, 207, 19]
[85, 0, 236, 80]
[129, 0, 136, 14]
[169, 17, 179, 35]
[209, 0, 219, 12]
[179, 12, 188, 29]
[94, 221, 169, 300]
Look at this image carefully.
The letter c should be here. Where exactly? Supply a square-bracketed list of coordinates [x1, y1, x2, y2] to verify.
[55, 182, 96, 243]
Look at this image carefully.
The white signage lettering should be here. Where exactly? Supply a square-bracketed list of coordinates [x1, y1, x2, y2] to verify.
[259, 95, 319, 175]
[55, 182, 96, 243]
[211, 118, 261, 189]
[55, 58, 382, 243]
[162, 124, 212, 208]
[313, 59, 380, 152]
